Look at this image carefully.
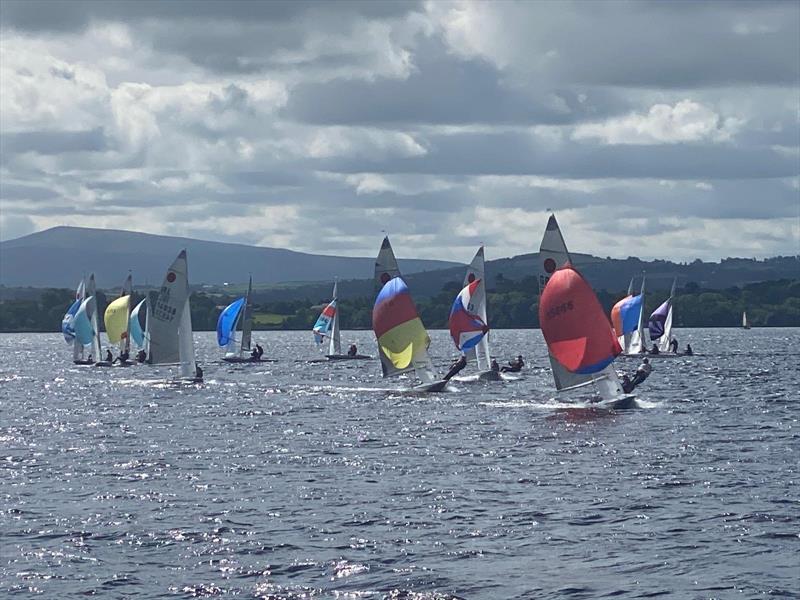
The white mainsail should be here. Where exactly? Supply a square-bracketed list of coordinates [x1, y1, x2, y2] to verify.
[462, 246, 491, 371]
[627, 275, 646, 354]
[656, 278, 676, 352]
[329, 281, 341, 356]
[84, 274, 102, 361]
[240, 276, 254, 356]
[146, 250, 191, 369]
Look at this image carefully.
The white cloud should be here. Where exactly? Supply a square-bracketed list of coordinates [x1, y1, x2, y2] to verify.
[308, 127, 426, 160]
[572, 100, 743, 145]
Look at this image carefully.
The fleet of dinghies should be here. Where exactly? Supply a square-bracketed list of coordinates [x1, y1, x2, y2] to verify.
[60, 217, 692, 404]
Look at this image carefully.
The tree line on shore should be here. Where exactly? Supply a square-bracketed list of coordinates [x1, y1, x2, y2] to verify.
[1, 277, 798, 333]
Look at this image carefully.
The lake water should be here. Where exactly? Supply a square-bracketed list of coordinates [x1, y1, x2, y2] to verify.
[0, 328, 797, 599]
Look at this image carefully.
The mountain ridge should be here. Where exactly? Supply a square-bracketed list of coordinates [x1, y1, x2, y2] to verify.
[0, 226, 460, 288]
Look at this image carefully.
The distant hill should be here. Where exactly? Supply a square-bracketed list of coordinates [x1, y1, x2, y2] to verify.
[220, 253, 800, 304]
[0, 226, 459, 288]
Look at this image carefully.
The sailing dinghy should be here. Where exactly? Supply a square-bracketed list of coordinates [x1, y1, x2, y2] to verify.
[100, 274, 135, 366]
[129, 296, 148, 360]
[217, 276, 272, 363]
[146, 250, 202, 382]
[70, 274, 103, 365]
[312, 280, 371, 360]
[373, 237, 447, 392]
[647, 278, 681, 355]
[62, 278, 91, 364]
[611, 275, 646, 355]
[538, 215, 635, 409]
[448, 246, 497, 381]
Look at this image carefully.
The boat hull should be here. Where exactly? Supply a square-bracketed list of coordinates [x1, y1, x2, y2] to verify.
[596, 395, 638, 410]
[325, 354, 373, 360]
[73, 359, 94, 365]
[94, 361, 113, 367]
[477, 369, 503, 382]
[412, 379, 449, 393]
[222, 356, 277, 364]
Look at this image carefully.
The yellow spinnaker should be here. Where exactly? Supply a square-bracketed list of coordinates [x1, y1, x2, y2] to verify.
[378, 318, 429, 369]
[104, 295, 130, 344]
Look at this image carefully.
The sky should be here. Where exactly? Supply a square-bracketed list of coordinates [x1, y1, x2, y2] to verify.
[1, 0, 798, 262]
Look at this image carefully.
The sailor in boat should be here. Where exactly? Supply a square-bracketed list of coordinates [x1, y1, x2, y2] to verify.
[113, 350, 130, 364]
[105, 348, 113, 363]
[136, 349, 146, 362]
[629, 357, 652, 389]
[444, 355, 468, 381]
[501, 355, 524, 373]
[685, 343, 693, 356]
[620, 373, 634, 393]
[491, 358, 500, 373]
[669, 338, 678, 353]
[347, 343, 358, 357]
[195, 363, 203, 381]
[650, 343, 660, 355]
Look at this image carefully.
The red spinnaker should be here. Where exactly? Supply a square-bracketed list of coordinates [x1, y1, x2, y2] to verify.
[539, 265, 622, 374]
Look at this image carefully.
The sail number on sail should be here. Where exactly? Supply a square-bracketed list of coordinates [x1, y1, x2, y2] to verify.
[545, 300, 575, 321]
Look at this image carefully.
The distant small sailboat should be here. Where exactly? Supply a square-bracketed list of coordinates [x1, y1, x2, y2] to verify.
[129, 296, 148, 358]
[312, 281, 371, 360]
[742, 311, 751, 329]
[448, 246, 497, 381]
[537, 214, 633, 408]
[70, 274, 103, 365]
[62, 278, 89, 364]
[217, 276, 268, 363]
[99, 274, 134, 366]
[373, 236, 447, 392]
[611, 275, 646, 355]
[648, 278, 678, 353]
[146, 250, 201, 382]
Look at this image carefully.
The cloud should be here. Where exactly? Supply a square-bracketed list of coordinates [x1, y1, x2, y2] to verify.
[0, 1, 797, 264]
[572, 100, 743, 145]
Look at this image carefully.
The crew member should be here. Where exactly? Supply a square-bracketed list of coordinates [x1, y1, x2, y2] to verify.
[444, 355, 467, 380]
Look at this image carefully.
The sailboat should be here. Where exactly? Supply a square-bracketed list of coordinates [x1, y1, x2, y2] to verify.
[70, 274, 103, 365]
[537, 214, 634, 408]
[373, 236, 447, 392]
[448, 246, 498, 381]
[217, 276, 269, 363]
[62, 278, 91, 364]
[648, 278, 679, 354]
[742, 311, 751, 329]
[146, 250, 201, 382]
[312, 281, 371, 360]
[99, 274, 134, 366]
[611, 275, 646, 355]
[129, 296, 148, 360]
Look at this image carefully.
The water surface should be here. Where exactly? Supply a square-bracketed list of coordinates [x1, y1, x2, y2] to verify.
[1, 328, 797, 599]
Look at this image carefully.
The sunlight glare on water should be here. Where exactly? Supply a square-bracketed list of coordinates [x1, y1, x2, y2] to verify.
[0, 329, 797, 599]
